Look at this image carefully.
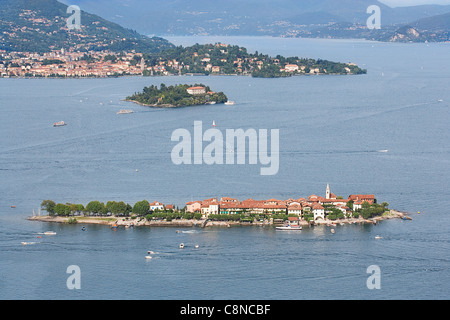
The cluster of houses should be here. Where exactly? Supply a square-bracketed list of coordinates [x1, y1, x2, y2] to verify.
[184, 185, 376, 221]
[0, 49, 145, 78]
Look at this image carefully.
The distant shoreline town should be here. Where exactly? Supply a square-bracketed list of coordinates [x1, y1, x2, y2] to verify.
[28, 185, 412, 228]
[0, 43, 366, 79]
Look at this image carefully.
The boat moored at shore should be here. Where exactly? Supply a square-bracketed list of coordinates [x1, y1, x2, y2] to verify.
[276, 224, 302, 231]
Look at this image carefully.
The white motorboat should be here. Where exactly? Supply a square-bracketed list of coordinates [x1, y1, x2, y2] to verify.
[276, 224, 302, 231]
[43, 231, 56, 235]
[117, 109, 134, 114]
[53, 121, 67, 127]
[179, 243, 185, 249]
[224, 101, 235, 105]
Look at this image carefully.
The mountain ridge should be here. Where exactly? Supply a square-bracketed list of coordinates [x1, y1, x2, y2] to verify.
[57, 0, 450, 42]
[0, 0, 173, 53]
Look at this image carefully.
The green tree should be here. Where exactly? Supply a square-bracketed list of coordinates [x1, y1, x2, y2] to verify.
[133, 200, 150, 216]
[41, 200, 56, 215]
[346, 200, 354, 210]
[54, 203, 70, 216]
[85, 201, 105, 215]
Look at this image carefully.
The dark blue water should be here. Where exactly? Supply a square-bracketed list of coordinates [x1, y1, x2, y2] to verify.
[0, 37, 449, 299]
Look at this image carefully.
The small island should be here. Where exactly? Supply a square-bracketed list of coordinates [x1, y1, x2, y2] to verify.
[29, 185, 413, 229]
[125, 83, 228, 108]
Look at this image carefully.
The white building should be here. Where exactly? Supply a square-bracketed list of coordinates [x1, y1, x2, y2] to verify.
[149, 201, 164, 211]
[284, 64, 299, 72]
[312, 204, 325, 220]
[187, 86, 206, 95]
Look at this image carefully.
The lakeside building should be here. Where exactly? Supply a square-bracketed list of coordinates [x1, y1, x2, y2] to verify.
[149, 201, 164, 211]
[186, 86, 206, 95]
[186, 185, 376, 221]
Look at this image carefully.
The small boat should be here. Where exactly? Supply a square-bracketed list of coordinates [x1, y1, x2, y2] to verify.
[147, 250, 155, 254]
[21, 242, 36, 246]
[194, 245, 199, 249]
[224, 101, 235, 105]
[276, 224, 302, 231]
[375, 235, 382, 239]
[438, 99, 443, 102]
[378, 149, 389, 153]
[11, 205, 16, 208]
[117, 109, 134, 114]
[330, 228, 335, 234]
[53, 121, 67, 127]
[145, 256, 153, 259]
[212, 120, 216, 127]
[111, 224, 118, 229]
[43, 231, 56, 235]
[179, 243, 184, 249]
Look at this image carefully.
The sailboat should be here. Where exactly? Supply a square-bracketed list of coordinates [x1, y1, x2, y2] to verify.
[212, 120, 216, 127]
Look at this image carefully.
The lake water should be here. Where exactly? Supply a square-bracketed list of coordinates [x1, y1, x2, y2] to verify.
[0, 37, 449, 300]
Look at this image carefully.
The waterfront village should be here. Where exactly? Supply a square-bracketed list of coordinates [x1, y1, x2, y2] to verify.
[30, 185, 408, 228]
[0, 49, 146, 78]
[0, 43, 362, 78]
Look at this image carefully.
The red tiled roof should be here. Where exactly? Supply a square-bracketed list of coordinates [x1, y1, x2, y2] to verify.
[349, 194, 375, 201]
[187, 86, 205, 90]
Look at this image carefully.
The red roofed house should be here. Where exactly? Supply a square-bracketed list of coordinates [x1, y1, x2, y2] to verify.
[287, 203, 302, 216]
[349, 194, 376, 204]
[285, 64, 299, 72]
[186, 201, 202, 213]
[201, 198, 219, 217]
[149, 201, 164, 211]
[288, 216, 300, 226]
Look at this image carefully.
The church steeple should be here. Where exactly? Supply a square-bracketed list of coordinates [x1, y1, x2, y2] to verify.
[326, 183, 330, 199]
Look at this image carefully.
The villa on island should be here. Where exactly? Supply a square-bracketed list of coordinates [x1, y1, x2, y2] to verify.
[186, 86, 206, 95]
[185, 184, 376, 221]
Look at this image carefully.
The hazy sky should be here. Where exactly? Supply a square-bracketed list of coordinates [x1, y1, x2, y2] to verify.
[378, 0, 450, 7]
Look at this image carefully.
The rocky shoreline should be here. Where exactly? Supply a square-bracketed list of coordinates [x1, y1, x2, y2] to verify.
[27, 210, 411, 228]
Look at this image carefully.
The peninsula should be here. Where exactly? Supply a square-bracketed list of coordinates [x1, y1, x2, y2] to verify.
[125, 84, 228, 107]
[29, 185, 412, 228]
